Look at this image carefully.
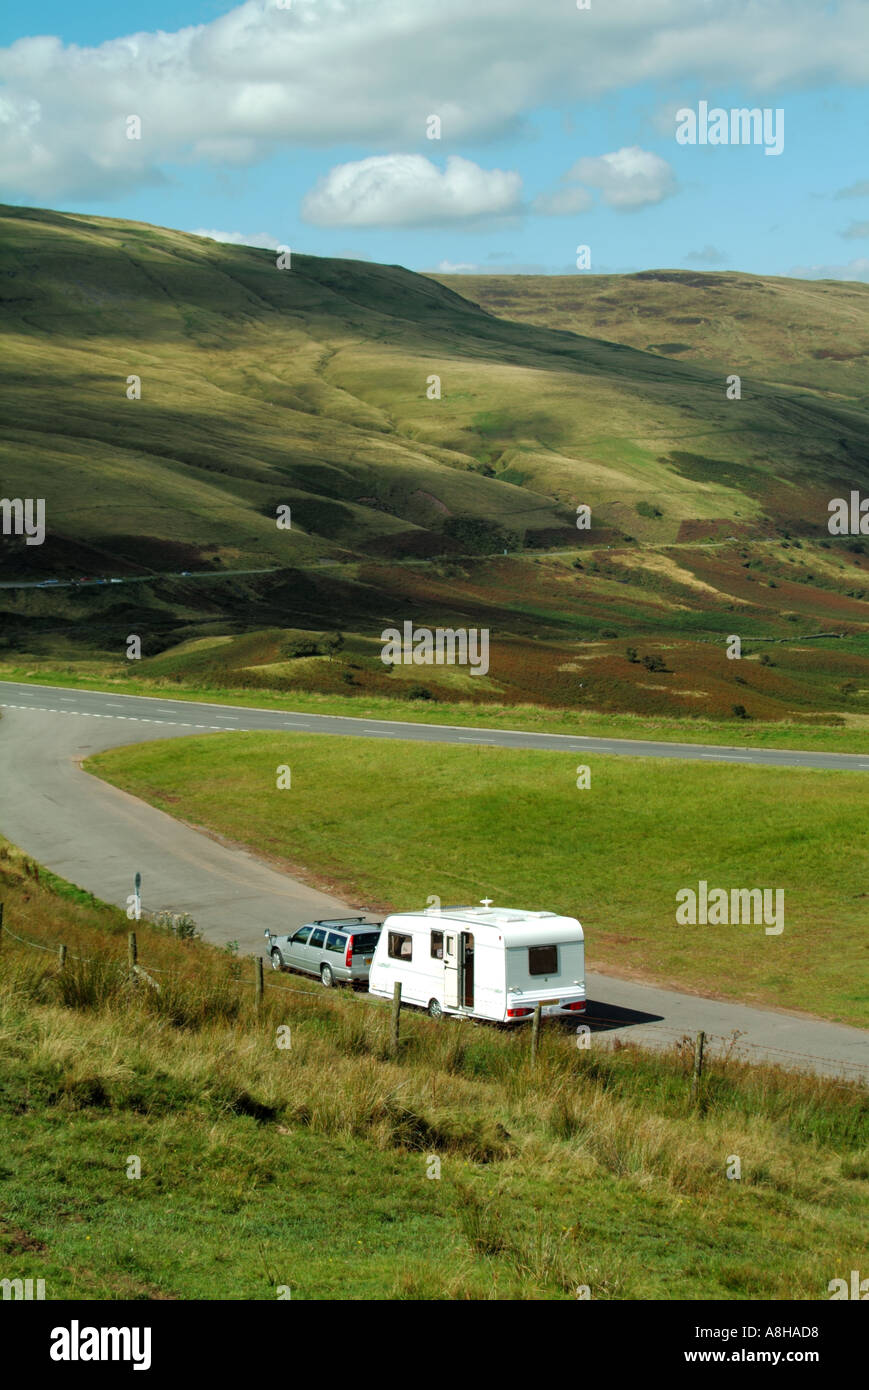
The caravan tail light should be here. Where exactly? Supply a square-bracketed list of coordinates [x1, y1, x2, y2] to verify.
[345, 936, 353, 968]
[507, 1007, 533, 1018]
[564, 1001, 586, 1012]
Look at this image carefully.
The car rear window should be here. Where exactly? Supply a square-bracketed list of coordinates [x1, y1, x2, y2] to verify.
[352, 932, 381, 954]
[325, 932, 344, 953]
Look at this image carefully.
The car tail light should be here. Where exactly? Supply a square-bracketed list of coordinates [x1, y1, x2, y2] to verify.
[345, 936, 353, 968]
[563, 1000, 586, 1012]
[507, 1007, 533, 1018]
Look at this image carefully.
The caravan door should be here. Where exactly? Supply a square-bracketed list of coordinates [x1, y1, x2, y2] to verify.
[443, 931, 460, 1008]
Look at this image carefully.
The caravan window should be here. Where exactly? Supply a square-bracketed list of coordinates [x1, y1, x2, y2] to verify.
[529, 944, 558, 976]
[430, 931, 444, 959]
[388, 932, 412, 960]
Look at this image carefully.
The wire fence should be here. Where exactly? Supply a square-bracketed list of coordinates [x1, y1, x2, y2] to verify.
[0, 916, 353, 1001]
[0, 907, 866, 1084]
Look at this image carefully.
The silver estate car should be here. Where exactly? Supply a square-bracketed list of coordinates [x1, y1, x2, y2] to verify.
[264, 918, 382, 988]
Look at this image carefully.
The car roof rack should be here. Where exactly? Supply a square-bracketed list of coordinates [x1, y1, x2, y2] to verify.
[313, 917, 368, 926]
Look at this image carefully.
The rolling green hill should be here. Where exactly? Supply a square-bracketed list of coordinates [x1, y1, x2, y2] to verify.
[2, 203, 869, 579]
[2, 204, 869, 725]
[432, 269, 869, 401]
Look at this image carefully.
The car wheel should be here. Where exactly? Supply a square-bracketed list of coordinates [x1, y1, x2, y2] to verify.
[270, 949, 284, 971]
[320, 964, 334, 988]
[428, 998, 444, 1020]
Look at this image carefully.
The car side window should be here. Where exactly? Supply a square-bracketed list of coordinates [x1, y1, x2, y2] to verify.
[291, 927, 312, 945]
[308, 927, 326, 950]
[325, 932, 344, 953]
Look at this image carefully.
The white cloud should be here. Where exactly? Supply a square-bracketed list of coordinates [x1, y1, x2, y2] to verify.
[683, 244, 728, 265]
[189, 227, 283, 249]
[835, 179, 869, 199]
[566, 146, 677, 211]
[840, 221, 869, 240]
[300, 154, 522, 227]
[430, 259, 481, 272]
[532, 185, 594, 217]
[2, 0, 869, 201]
[789, 258, 869, 281]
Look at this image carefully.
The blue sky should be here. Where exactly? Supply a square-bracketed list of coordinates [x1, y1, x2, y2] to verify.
[1, 0, 868, 279]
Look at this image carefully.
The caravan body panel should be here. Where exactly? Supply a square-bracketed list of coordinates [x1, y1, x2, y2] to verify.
[367, 905, 585, 1023]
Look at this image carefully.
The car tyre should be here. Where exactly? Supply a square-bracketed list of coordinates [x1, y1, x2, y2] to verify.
[270, 949, 284, 971]
[428, 998, 444, 1020]
[320, 964, 335, 988]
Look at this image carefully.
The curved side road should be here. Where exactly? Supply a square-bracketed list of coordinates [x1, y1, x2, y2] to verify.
[0, 703, 866, 1082]
[2, 679, 869, 769]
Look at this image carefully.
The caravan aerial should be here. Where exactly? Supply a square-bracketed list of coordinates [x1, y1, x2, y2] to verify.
[367, 901, 586, 1023]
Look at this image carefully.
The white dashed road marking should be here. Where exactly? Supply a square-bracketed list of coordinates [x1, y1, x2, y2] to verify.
[0, 703, 227, 733]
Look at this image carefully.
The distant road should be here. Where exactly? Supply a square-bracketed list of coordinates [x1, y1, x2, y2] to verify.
[0, 680, 867, 770]
[0, 567, 279, 590]
[0, 692, 866, 1080]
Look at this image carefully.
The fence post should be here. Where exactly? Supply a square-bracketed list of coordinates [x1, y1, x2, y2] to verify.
[0, 900, 4, 953]
[691, 1030, 706, 1103]
[58, 944, 67, 971]
[254, 956, 264, 1012]
[530, 1001, 542, 1067]
[128, 931, 137, 975]
[390, 982, 402, 1056]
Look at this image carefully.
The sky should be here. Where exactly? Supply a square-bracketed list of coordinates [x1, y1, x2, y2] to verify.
[1, 0, 868, 279]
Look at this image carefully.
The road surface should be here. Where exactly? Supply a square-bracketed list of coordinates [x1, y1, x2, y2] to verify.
[1, 679, 867, 770]
[0, 690, 866, 1081]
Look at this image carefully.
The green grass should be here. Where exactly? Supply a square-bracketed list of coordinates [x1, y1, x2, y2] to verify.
[87, 734, 869, 1026]
[0, 842, 865, 1300]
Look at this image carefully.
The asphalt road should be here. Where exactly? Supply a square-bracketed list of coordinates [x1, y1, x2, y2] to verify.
[1, 679, 868, 769]
[0, 684, 866, 1081]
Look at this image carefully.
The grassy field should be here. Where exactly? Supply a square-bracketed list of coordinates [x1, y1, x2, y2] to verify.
[86, 734, 869, 1027]
[0, 841, 865, 1300]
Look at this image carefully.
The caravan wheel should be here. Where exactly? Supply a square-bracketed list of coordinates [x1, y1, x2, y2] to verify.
[428, 998, 444, 1020]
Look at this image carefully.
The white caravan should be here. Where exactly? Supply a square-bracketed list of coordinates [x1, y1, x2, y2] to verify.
[367, 902, 585, 1023]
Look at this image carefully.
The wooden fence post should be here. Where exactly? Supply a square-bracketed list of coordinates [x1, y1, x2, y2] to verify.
[390, 982, 402, 1056]
[530, 1001, 542, 1067]
[128, 931, 137, 975]
[0, 901, 4, 953]
[254, 956, 264, 1012]
[58, 944, 67, 970]
[691, 1030, 706, 1103]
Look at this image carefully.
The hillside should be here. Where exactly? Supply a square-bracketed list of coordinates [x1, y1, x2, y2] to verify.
[432, 269, 869, 400]
[0, 841, 865, 1300]
[2, 205, 869, 725]
[2, 204, 869, 578]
